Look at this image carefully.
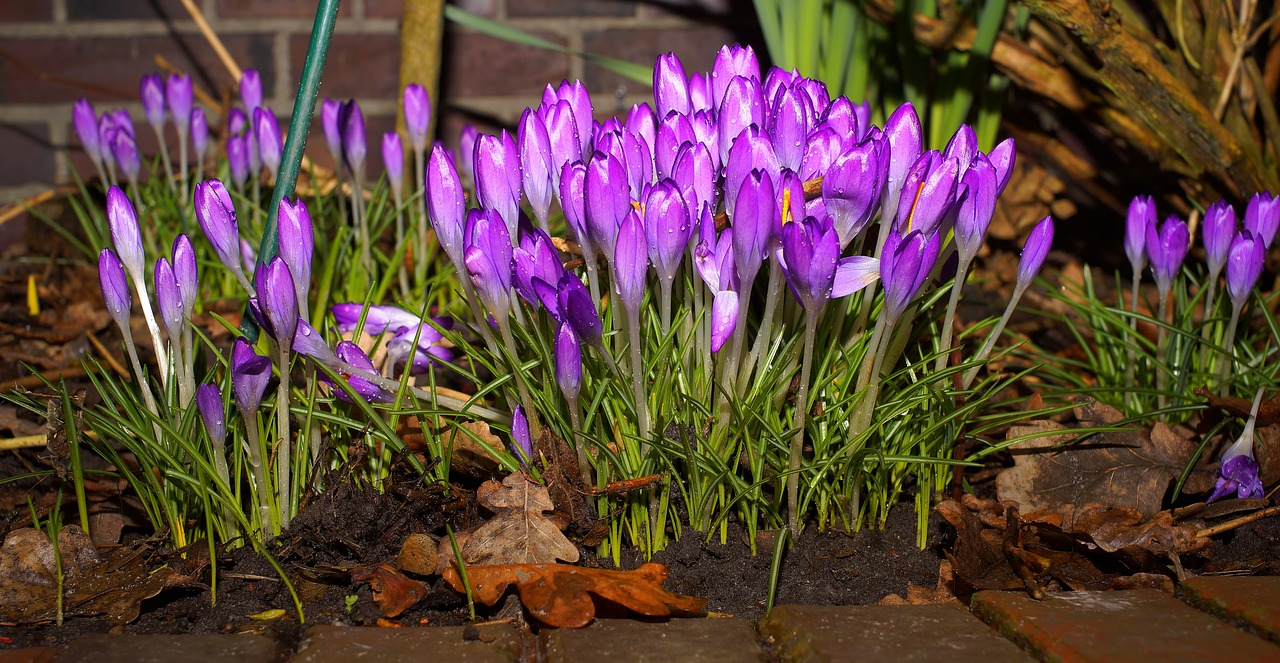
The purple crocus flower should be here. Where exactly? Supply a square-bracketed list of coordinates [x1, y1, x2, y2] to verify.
[140, 74, 166, 132]
[723, 124, 779, 220]
[672, 142, 716, 224]
[626, 103, 656, 159]
[196, 383, 226, 446]
[458, 123, 479, 183]
[166, 74, 193, 132]
[643, 179, 691, 286]
[780, 215, 881, 313]
[653, 52, 690, 119]
[403, 84, 430, 154]
[1146, 214, 1189, 299]
[1017, 216, 1055, 289]
[1203, 200, 1237, 282]
[111, 108, 135, 138]
[799, 127, 842, 182]
[292, 319, 340, 367]
[1207, 388, 1267, 502]
[688, 72, 712, 114]
[240, 70, 263, 113]
[519, 109, 555, 230]
[426, 143, 467, 265]
[111, 131, 141, 184]
[332, 303, 421, 336]
[893, 151, 958, 237]
[97, 113, 118, 170]
[621, 130, 653, 200]
[464, 208, 514, 321]
[154, 258, 183, 342]
[277, 197, 313, 317]
[881, 103, 923, 232]
[172, 234, 198, 314]
[386, 321, 454, 374]
[382, 131, 404, 199]
[339, 100, 367, 180]
[988, 137, 1016, 195]
[106, 186, 145, 280]
[769, 84, 811, 171]
[332, 341, 394, 403]
[227, 135, 250, 190]
[254, 257, 298, 345]
[231, 339, 272, 415]
[823, 137, 886, 248]
[823, 97, 857, 139]
[693, 219, 739, 353]
[613, 208, 648, 314]
[510, 405, 533, 466]
[553, 272, 605, 350]
[98, 249, 131, 329]
[943, 124, 978, 177]
[321, 98, 343, 169]
[513, 228, 564, 311]
[711, 44, 760, 110]
[254, 107, 283, 177]
[1226, 230, 1265, 312]
[731, 169, 776, 287]
[191, 108, 209, 166]
[585, 151, 631, 262]
[717, 75, 766, 166]
[1125, 195, 1156, 280]
[195, 179, 245, 278]
[474, 130, 522, 236]
[228, 107, 247, 137]
[559, 160, 591, 252]
[880, 229, 942, 324]
[1244, 191, 1279, 249]
[555, 322, 582, 403]
[543, 100, 580, 191]
[655, 111, 695, 180]
[555, 80, 593, 159]
[954, 154, 998, 265]
[73, 99, 101, 169]
[795, 77, 829, 119]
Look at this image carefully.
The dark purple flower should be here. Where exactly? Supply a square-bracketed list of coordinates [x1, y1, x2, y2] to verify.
[98, 249, 131, 329]
[1146, 214, 1189, 298]
[387, 321, 454, 374]
[880, 229, 941, 323]
[653, 52, 690, 119]
[519, 109, 555, 229]
[1017, 216, 1055, 289]
[196, 383, 226, 446]
[228, 107, 247, 137]
[643, 179, 691, 286]
[556, 80, 594, 159]
[510, 405, 533, 466]
[1244, 191, 1279, 249]
[823, 97, 857, 139]
[254, 107, 282, 177]
[622, 130, 653, 200]
[292, 319, 340, 367]
[106, 186, 144, 279]
[954, 154, 997, 265]
[585, 151, 630, 262]
[403, 83, 430, 154]
[140, 74, 166, 131]
[426, 144, 467, 265]
[255, 257, 298, 345]
[613, 208, 648, 314]
[881, 103, 923, 232]
[626, 103, 656, 158]
[769, 84, 811, 171]
[73, 99, 100, 167]
[227, 135, 250, 189]
[195, 179, 243, 276]
[799, 126, 842, 182]
[166, 74, 193, 133]
[277, 197, 313, 315]
[795, 78, 829, 119]
[474, 130, 522, 235]
[556, 272, 604, 350]
[1126, 195, 1156, 278]
[555, 322, 582, 402]
[1207, 389, 1266, 502]
[382, 132, 404, 198]
[321, 98, 343, 168]
[513, 228, 564, 311]
[1226, 230, 1265, 312]
[97, 114, 118, 168]
[823, 137, 886, 248]
[333, 341, 394, 403]
[1203, 200, 1237, 282]
[893, 152, 958, 237]
[464, 208, 514, 320]
[231, 339, 272, 415]
[340, 100, 366, 178]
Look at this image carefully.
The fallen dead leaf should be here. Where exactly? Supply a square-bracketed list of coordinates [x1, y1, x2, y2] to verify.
[0, 525, 194, 624]
[398, 416, 503, 480]
[396, 533, 438, 576]
[442, 562, 706, 628]
[1024, 503, 1210, 555]
[462, 474, 579, 565]
[352, 564, 429, 618]
[998, 400, 1212, 517]
[878, 560, 958, 605]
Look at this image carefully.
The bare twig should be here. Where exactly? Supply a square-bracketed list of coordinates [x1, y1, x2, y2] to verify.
[178, 0, 241, 81]
[1196, 505, 1280, 538]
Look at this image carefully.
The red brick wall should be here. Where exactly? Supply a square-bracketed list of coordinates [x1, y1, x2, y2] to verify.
[0, 0, 757, 203]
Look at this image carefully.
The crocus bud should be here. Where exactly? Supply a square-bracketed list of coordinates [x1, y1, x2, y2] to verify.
[543, 101, 580, 190]
[943, 124, 978, 177]
[255, 257, 298, 345]
[1017, 216, 1055, 289]
[154, 258, 183, 342]
[97, 114, 118, 168]
[333, 341, 393, 403]
[731, 170, 776, 285]
[277, 198, 313, 318]
[1203, 200, 1237, 282]
[723, 124, 779, 220]
[340, 100, 366, 178]
[474, 131, 522, 236]
[882, 103, 923, 229]
[513, 228, 564, 311]
[769, 84, 810, 171]
[240, 239, 257, 278]
[953, 154, 997, 264]
[463, 208, 514, 319]
[880, 229, 941, 323]
[1244, 191, 1279, 249]
[73, 99, 101, 167]
[98, 249, 131, 329]
[166, 73, 193, 133]
[403, 84, 430, 154]
[107, 186, 144, 280]
[1146, 214, 1189, 298]
[824, 138, 886, 248]
[717, 75, 766, 166]
[254, 107, 282, 177]
[111, 131, 141, 184]
[172, 234, 197, 314]
[621, 130, 652, 200]
[653, 52, 691, 119]
[655, 110, 694, 180]
[688, 72, 712, 114]
[585, 151, 630, 262]
[240, 69, 262, 113]
[1226, 230, 1265, 312]
[228, 107, 247, 137]
[231, 339, 272, 415]
[556, 80, 593, 158]
[643, 179, 691, 286]
[559, 160, 591, 252]
[321, 98, 343, 168]
[111, 108, 135, 138]
[672, 142, 715, 224]
[780, 215, 841, 311]
[458, 124, 479, 183]
[711, 44, 760, 110]
[140, 74, 166, 131]
[1125, 195, 1156, 277]
[1207, 388, 1267, 502]
[555, 322, 582, 402]
[613, 208, 648, 313]
[510, 405, 533, 466]
[191, 108, 209, 165]
[987, 137, 1016, 195]
[426, 144, 467, 265]
[626, 103, 656, 159]
[227, 135, 250, 189]
[519, 109, 554, 229]
[195, 179, 244, 276]
[557, 272, 605, 350]
[196, 383, 226, 446]
[382, 132, 404, 199]
[292, 319, 340, 368]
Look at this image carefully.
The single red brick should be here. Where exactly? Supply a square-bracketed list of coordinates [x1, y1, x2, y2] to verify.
[580, 25, 752, 96]
[58, 633, 282, 662]
[66, 0, 189, 21]
[0, 123, 56, 189]
[544, 618, 765, 663]
[294, 624, 520, 663]
[0, 36, 275, 104]
[1181, 576, 1280, 644]
[440, 29, 570, 100]
[0, 647, 59, 663]
[973, 589, 1280, 662]
[0, 2, 52, 21]
[292, 34, 400, 101]
[215, 0, 353, 20]
[636, 0, 734, 19]
[507, 0, 637, 18]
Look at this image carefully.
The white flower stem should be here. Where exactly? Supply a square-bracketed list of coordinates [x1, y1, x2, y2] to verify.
[275, 342, 292, 530]
[933, 258, 972, 375]
[739, 260, 782, 395]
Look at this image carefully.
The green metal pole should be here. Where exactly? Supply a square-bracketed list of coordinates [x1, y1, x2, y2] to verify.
[243, 0, 341, 340]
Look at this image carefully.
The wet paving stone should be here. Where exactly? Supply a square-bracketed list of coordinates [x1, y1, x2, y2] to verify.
[761, 603, 1033, 662]
[973, 588, 1280, 662]
[542, 617, 765, 663]
[293, 624, 520, 663]
[54, 633, 282, 662]
[0, 649, 58, 663]
[1180, 576, 1280, 644]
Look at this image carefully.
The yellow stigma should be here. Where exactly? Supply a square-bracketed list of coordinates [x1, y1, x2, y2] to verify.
[781, 188, 793, 225]
[906, 182, 924, 231]
[631, 200, 644, 214]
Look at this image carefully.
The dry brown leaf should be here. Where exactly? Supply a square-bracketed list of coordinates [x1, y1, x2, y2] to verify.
[396, 533, 438, 576]
[442, 562, 707, 628]
[352, 564, 429, 618]
[998, 400, 1209, 517]
[0, 526, 192, 624]
[397, 416, 503, 480]
[878, 560, 958, 605]
[462, 474, 579, 565]
[1023, 503, 1210, 555]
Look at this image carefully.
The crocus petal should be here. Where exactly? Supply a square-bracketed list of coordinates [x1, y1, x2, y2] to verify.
[1125, 195, 1156, 275]
[1226, 230, 1265, 310]
[196, 383, 226, 446]
[613, 208, 649, 313]
[1017, 216, 1055, 289]
[769, 84, 810, 171]
[709, 290, 738, 353]
[1244, 191, 1280, 249]
[831, 255, 881, 298]
[255, 257, 298, 345]
[382, 132, 404, 198]
[717, 75, 766, 166]
[987, 137, 1016, 195]
[140, 73, 166, 130]
[653, 52, 691, 119]
[171, 234, 198, 313]
[823, 138, 885, 247]
[644, 179, 691, 283]
[558, 272, 604, 349]
[585, 151, 630, 262]
[231, 339, 272, 415]
[555, 322, 582, 402]
[519, 108, 555, 229]
[73, 99, 100, 165]
[426, 144, 467, 265]
[98, 249, 131, 328]
[882, 103, 923, 230]
[1203, 200, 1237, 279]
[277, 197, 313, 316]
[106, 186, 145, 280]
[254, 107, 282, 176]
[321, 98, 343, 166]
[1145, 215, 1188, 296]
[402, 84, 430, 153]
[954, 154, 997, 264]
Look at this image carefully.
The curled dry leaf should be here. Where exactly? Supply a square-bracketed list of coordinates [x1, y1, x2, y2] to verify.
[878, 560, 958, 605]
[351, 563, 429, 618]
[442, 562, 707, 628]
[396, 533, 438, 576]
[462, 473, 579, 565]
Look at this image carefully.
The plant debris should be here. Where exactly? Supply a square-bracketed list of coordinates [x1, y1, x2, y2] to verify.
[461, 473, 579, 565]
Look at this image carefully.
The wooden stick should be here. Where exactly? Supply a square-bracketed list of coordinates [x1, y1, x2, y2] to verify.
[0, 366, 89, 393]
[86, 332, 130, 379]
[179, 0, 242, 82]
[1197, 505, 1280, 538]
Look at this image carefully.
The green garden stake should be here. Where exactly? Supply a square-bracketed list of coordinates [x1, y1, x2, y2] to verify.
[243, 0, 341, 341]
